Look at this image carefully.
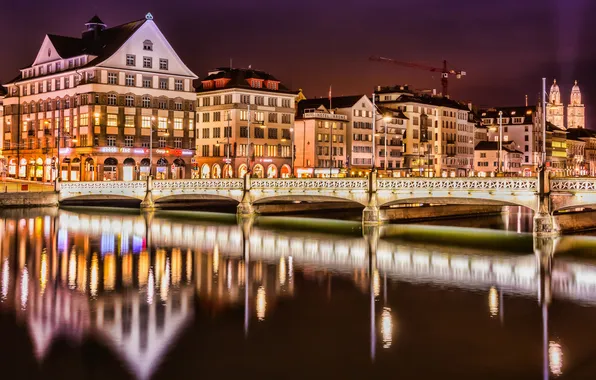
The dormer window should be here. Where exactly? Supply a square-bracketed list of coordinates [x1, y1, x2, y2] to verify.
[202, 81, 213, 89]
[215, 78, 229, 88]
[143, 40, 153, 51]
[265, 80, 279, 90]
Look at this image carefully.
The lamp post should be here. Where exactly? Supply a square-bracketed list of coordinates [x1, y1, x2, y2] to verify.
[372, 92, 376, 173]
[498, 111, 503, 174]
[244, 103, 266, 176]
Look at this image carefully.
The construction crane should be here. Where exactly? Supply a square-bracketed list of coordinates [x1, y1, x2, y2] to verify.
[369, 56, 466, 97]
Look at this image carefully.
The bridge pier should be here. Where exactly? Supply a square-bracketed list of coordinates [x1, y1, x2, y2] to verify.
[237, 173, 255, 217]
[363, 171, 381, 226]
[533, 169, 559, 237]
[140, 175, 156, 211]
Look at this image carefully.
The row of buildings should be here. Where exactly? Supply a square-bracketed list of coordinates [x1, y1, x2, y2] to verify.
[0, 13, 593, 182]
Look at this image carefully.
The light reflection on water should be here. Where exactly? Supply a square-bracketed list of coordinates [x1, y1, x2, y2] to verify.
[0, 208, 595, 379]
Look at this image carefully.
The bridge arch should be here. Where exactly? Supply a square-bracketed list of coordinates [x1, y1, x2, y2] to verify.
[379, 196, 537, 211]
[252, 194, 368, 207]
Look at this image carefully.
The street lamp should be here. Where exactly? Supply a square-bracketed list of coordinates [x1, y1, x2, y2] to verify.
[498, 111, 503, 174]
[382, 114, 392, 173]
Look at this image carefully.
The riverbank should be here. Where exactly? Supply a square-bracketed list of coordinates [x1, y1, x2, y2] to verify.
[0, 191, 58, 207]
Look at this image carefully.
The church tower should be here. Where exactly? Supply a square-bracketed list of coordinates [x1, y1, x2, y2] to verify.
[567, 80, 585, 129]
[547, 79, 565, 129]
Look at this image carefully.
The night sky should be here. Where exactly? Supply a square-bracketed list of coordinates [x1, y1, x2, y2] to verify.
[1, 0, 595, 125]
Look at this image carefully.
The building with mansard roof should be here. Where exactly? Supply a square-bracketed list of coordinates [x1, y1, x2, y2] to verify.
[2, 13, 197, 182]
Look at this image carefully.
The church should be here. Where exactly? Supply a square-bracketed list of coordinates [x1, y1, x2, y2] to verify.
[547, 79, 585, 129]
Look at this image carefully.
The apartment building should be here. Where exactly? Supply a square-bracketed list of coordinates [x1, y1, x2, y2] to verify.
[473, 141, 523, 176]
[1, 14, 197, 182]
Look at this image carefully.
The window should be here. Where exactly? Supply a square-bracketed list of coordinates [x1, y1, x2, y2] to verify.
[254, 127, 264, 139]
[126, 54, 136, 66]
[213, 127, 221, 138]
[142, 116, 152, 128]
[108, 72, 118, 85]
[143, 57, 152, 68]
[282, 99, 291, 108]
[46, 80, 52, 92]
[240, 111, 248, 121]
[107, 136, 116, 146]
[224, 94, 232, 104]
[255, 112, 264, 122]
[240, 95, 250, 104]
[224, 126, 232, 138]
[159, 137, 166, 148]
[255, 96, 264, 105]
[174, 138, 182, 148]
[268, 128, 278, 139]
[143, 77, 152, 88]
[202, 113, 210, 122]
[125, 116, 135, 128]
[94, 113, 100, 126]
[159, 59, 168, 70]
[214, 112, 221, 122]
[525, 145, 529, 152]
[214, 96, 221, 105]
[281, 114, 291, 124]
[174, 80, 183, 91]
[202, 128, 210, 138]
[55, 79, 61, 91]
[142, 96, 151, 108]
[159, 78, 168, 89]
[524, 135, 529, 141]
[202, 145, 210, 156]
[125, 74, 135, 86]
[158, 117, 168, 130]
[38, 82, 43, 93]
[107, 114, 118, 127]
[268, 97, 277, 107]
[268, 113, 278, 123]
[125, 136, 134, 147]
[107, 94, 117, 105]
[80, 114, 88, 126]
[143, 40, 153, 51]
[125, 95, 134, 107]
[170, 118, 182, 130]
[65, 98, 70, 108]
[240, 127, 248, 138]
[158, 99, 167, 109]
[174, 102, 182, 110]
[213, 144, 221, 156]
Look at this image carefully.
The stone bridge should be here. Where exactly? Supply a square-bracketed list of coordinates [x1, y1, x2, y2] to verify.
[58, 174, 596, 235]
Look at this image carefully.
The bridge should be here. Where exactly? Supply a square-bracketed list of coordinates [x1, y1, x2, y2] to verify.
[57, 174, 596, 235]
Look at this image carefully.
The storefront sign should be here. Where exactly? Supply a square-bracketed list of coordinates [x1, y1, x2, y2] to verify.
[59, 148, 71, 155]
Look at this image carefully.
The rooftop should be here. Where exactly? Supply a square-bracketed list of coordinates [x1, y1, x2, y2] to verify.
[197, 67, 296, 94]
[475, 140, 521, 154]
[297, 95, 366, 116]
[379, 93, 471, 111]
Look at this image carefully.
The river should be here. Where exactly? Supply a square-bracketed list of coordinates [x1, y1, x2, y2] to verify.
[0, 206, 596, 379]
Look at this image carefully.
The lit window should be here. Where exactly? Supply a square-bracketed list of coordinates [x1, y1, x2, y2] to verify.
[142, 116, 152, 128]
[107, 114, 118, 127]
[158, 117, 168, 129]
[125, 116, 135, 128]
[174, 118, 183, 130]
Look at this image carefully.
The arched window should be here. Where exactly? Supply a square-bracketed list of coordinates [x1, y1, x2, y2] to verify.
[125, 95, 134, 107]
[143, 40, 153, 51]
[142, 96, 151, 108]
[107, 94, 117, 106]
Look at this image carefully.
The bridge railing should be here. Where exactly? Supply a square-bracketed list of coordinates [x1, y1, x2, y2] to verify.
[377, 177, 538, 191]
[60, 180, 147, 196]
[250, 178, 369, 191]
[550, 178, 596, 191]
[152, 178, 244, 191]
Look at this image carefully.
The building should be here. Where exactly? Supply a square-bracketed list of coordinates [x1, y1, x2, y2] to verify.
[473, 141, 523, 176]
[546, 122, 567, 175]
[547, 80, 565, 129]
[565, 134, 586, 176]
[195, 67, 296, 179]
[295, 95, 375, 177]
[482, 106, 540, 175]
[0, 86, 5, 176]
[376, 106, 407, 176]
[377, 85, 474, 177]
[568, 80, 585, 129]
[567, 127, 596, 176]
[294, 104, 348, 178]
[2, 13, 198, 182]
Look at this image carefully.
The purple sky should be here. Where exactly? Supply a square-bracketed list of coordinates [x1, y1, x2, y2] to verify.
[1, 0, 595, 124]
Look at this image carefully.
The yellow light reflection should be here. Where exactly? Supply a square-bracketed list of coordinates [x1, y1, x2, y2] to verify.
[171, 248, 181, 286]
[381, 307, 393, 349]
[213, 245, 219, 276]
[122, 254, 133, 287]
[160, 258, 170, 302]
[104, 254, 115, 291]
[1, 259, 9, 301]
[40, 250, 48, 295]
[21, 266, 29, 310]
[238, 261, 245, 286]
[256, 286, 266, 321]
[90, 253, 98, 298]
[186, 250, 192, 284]
[279, 257, 286, 286]
[68, 248, 77, 290]
[373, 269, 380, 297]
[139, 251, 149, 287]
[549, 341, 563, 376]
[489, 287, 499, 317]
[77, 254, 87, 293]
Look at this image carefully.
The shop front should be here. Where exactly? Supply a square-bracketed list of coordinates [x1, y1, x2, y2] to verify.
[172, 158, 185, 180]
[103, 157, 118, 181]
[123, 158, 136, 181]
[139, 158, 151, 181]
[156, 158, 168, 180]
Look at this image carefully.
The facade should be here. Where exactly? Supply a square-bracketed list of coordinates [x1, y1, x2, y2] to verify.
[546, 123, 567, 175]
[473, 141, 523, 176]
[482, 106, 540, 175]
[567, 128, 596, 176]
[547, 80, 565, 129]
[565, 136, 586, 176]
[296, 95, 375, 177]
[568, 81, 585, 129]
[294, 104, 348, 178]
[377, 85, 473, 177]
[195, 67, 296, 179]
[375, 106, 407, 176]
[2, 14, 197, 182]
[0, 86, 5, 176]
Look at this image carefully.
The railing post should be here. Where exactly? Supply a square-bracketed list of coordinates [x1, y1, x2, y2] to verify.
[141, 175, 156, 211]
[237, 173, 254, 216]
[363, 170, 380, 225]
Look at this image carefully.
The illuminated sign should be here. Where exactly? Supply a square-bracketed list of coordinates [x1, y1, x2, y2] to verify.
[181, 150, 194, 156]
[100, 147, 118, 153]
[59, 148, 71, 155]
[133, 149, 147, 154]
[155, 149, 168, 154]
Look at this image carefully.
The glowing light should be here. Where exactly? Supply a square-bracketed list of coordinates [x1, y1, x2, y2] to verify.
[20, 267, 29, 310]
[40, 251, 48, 294]
[238, 261, 245, 286]
[213, 245, 219, 276]
[147, 267, 155, 305]
[373, 269, 380, 297]
[256, 286, 267, 321]
[186, 250, 192, 284]
[160, 259, 170, 302]
[139, 251, 149, 287]
[549, 341, 563, 376]
[489, 287, 499, 317]
[68, 248, 77, 289]
[104, 254, 115, 291]
[1, 259, 9, 301]
[381, 307, 393, 349]
[279, 257, 286, 286]
[90, 253, 98, 298]
[227, 260, 232, 290]
[288, 256, 293, 279]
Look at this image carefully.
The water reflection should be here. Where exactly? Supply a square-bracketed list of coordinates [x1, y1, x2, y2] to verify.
[0, 209, 595, 378]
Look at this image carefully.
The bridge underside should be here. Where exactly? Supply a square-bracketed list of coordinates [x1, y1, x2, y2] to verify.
[377, 192, 538, 212]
